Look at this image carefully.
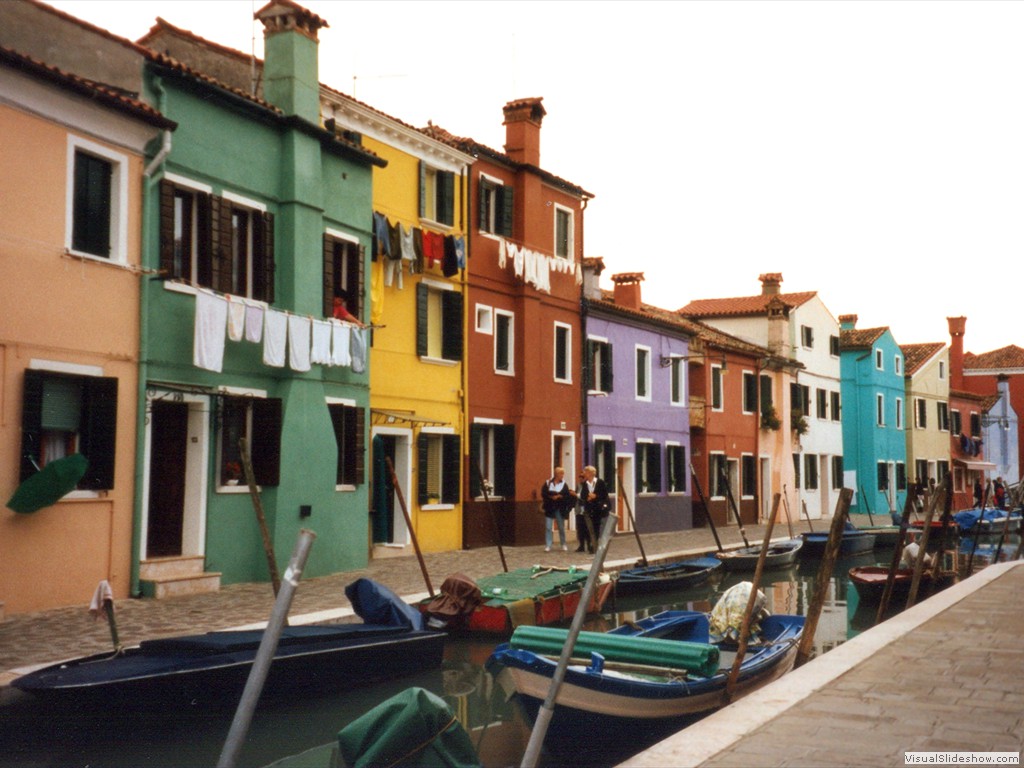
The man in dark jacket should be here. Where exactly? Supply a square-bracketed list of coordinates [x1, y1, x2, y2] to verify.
[579, 465, 611, 554]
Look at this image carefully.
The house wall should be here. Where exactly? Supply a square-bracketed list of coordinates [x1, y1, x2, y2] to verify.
[964, 371, 1024, 485]
[905, 349, 950, 490]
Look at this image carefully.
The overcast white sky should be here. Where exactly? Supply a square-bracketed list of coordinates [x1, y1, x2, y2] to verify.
[48, 0, 1024, 354]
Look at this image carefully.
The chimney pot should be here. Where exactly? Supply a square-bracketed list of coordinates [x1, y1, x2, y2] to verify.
[503, 97, 545, 166]
[611, 272, 644, 310]
[759, 272, 783, 295]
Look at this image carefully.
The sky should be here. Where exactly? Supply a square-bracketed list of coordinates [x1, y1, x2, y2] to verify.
[47, 0, 1024, 354]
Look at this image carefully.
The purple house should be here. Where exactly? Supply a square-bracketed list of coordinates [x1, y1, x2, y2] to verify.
[582, 263, 694, 533]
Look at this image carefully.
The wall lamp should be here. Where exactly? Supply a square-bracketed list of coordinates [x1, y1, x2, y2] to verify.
[981, 414, 1011, 431]
[659, 352, 728, 370]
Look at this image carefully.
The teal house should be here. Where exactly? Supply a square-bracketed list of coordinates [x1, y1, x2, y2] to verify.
[838, 314, 908, 517]
[136, 2, 384, 594]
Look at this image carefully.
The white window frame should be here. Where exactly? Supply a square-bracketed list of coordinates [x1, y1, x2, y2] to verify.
[670, 357, 686, 406]
[938, 361, 946, 380]
[553, 203, 574, 259]
[800, 325, 814, 349]
[635, 345, 652, 402]
[742, 371, 757, 415]
[325, 396, 359, 491]
[493, 309, 515, 376]
[894, 355, 902, 375]
[876, 393, 885, 426]
[554, 322, 572, 384]
[475, 304, 493, 334]
[420, 425, 456, 510]
[478, 172, 503, 236]
[711, 365, 724, 411]
[875, 349, 884, 370]
[66, 135, 129, 264]
[895, 397, 903, 430]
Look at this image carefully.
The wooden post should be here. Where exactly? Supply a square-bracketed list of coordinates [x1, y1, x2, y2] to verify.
[965, 482, 991, 576]
[875, 493, 916, 626]
[927, 478, 956, 597]
[618, 467, 647, 567]
[690, 462, 723, 552]
[473, 459, 508, 573]
[720, 467, 750, 548]
[725, 493, 781, 701]
[859, 484, 875, 526]
[795, 488, 853, 668]
[239, 437, 280, 597]
[385, 456, 434, 597]
[905, 477, 943, 609]
[786, 489, 809, 533]
[782, 484, 795, 539]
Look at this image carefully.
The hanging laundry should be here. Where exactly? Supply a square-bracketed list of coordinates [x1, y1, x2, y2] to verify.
[193, 291, 228, 373]
[388, 219, 402, 261]
[288, 315, 312, 372]
[226, 297, 246, 342]
[454, 235, 466, 269]
[311, 319, 333, 365]
[422, 230, 444, 268]
[263, 309, 288, 368]
[412, 227, 424, 273]
[350, 327, 368, 374]
[383, 256, 404, 289]
[442, 235, 459, 277]
[370, 260, 385, 326]
[331, 320, 352, 367]
[372, 212, 391, 260]
[400, 223, 416, 263]
[245, 303, 264, 343]
[498, 238, 507, 269]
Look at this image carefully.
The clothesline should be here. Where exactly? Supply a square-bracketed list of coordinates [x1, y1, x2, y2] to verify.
[496, 237, 583, 294]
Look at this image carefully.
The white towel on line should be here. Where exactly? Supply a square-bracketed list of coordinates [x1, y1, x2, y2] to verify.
[193, 291, 228, 372]
[226, 297, 246, 342]
[245, 304, 264, 343]
[331, 321, 351, 367]
[262, 309, 288, 367]
[288, 315, 311, 372]
[310, 319, 333, 365]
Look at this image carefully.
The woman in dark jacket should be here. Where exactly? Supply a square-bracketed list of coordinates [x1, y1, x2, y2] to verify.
[541, 467, 575, 552]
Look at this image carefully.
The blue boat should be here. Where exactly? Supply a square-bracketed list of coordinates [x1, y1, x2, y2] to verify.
[952, 508, 1022, 535]
[487, 604, 804, 764]
[800, 524, 876, 557]
[614, 555, 722, 596]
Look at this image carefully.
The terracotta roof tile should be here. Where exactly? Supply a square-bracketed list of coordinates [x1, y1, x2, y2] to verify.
[964, 345, 1024, 370]
[901, 342, 945, 375]
[26, 0, 152, 55]
[840, 327, 887, 350]
[678, 291, 818, 317]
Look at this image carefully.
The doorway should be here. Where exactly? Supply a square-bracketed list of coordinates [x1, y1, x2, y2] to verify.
[615, 454, 634, 533]
[371, 427, 411, 546]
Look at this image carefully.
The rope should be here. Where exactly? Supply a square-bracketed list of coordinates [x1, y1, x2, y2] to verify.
[382, 714, 460, 768]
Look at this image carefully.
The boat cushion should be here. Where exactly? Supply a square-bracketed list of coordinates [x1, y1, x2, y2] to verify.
[509, 625, 719, 677]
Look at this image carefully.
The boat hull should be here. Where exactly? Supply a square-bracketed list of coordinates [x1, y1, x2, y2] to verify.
[614, 557, 722, 596]
[800, 530, 876, 557]
[848, 566, 954, 605]
[719, 539, 802, 571]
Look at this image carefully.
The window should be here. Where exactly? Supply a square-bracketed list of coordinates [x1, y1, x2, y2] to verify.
[586, 338, 613, 393]
[936, 460, 949, 483]
[670, 359, 686, 405]
[830, 391, 842, 422]
[418, 431, 460, 505]
[894, 355, 902, 375]
[742, 372, 757, 414]
[327, 402, 364, 486]
[19, 369, 117, 490]
[636, 442, 661, 493]
[790, 383, 810, 417]
[951, 409, 962, 435]
[420, 162, 455, 226]
[829, 335, 840, 357]
[494, 310, 514, 374]
[594, 438, 617, 493]
[470, 423, 515, 498]
[937, 402, 950, 432]
[741, 454, 756, 497]
[219, 396, 281, 487]
[896, 462, 907, 491]
[896, 397, 903, 429]
[970, 412, 981, 438]
[635, 346, 651, 400]
[792, 453, 801, 489]
[554, 323, 572, 383]
[68, 136, 128, 262]
[417, 283, 463, 362]
[804, 454, 819, 491]
[801, 325, 814, 349]
[711, 365, 724, 410]
[938, 361, 946, 380]
[475, 304, 493, 334]
[159, 180, 274, 301]
[478, 176, 512, 236]
[914, 398, 926, 429]
[667, 444, 687, 493]
[817, 389, 827, 420]
[877, 462, 889, 491]
[915, 460, 929, 484]
[323, 232, 364, 321]
[710, 453, 728, 497]
[875, 349, 884, 370]
[832, 456, 844, 489]
[554, 205, 573, 259]
[876, 394, 885, 426]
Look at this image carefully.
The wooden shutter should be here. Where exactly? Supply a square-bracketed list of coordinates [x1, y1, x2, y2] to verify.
[469, 424, 482, 498]
[442, 434, 460, 504]
[416, 283, 429, 356]
[601, 342, 614, 392]
[19, 370, 45, 482]
[497, 185, 514, 237]
[418, 161, 426, 219]
[323, 235, 335, 317]
[354, 244, 366, 320]
[253, 211, 275, 304]
[196, 192, 213, 287]
[478, 181, 488, 231]
[583, 339, 594, 390]
[438, 171, 455, 226]
[494, 425, 516, 498]
[650, 444, 662, 493]
[252, 398, 282, 487]
[354, 406, 365, 485]
[209, 196, 231, 293]
[417, 433, 429, 504]
[158, 179, 176, 277]
[441, 290, 464, 362]
[79, 376, 118, 490]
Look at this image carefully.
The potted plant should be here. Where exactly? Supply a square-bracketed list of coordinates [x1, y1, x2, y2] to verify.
[224, 461, 242, 485]
[761, 405, 782, 431]
[791, 414, 809, 436]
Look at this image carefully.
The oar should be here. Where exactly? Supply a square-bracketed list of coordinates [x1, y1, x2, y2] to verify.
[796, 488, 853, 668]
[618, 467, 647, 567]
[720, 467, 750, 548]
[906, 476, 944, 609]
[520, 513, 618, 768]
[781, 484, 795, 539]
[239, 438, 281, 598]
[859, 484, 875, 526]
[690, 462, 723, 552]
[471, 459, 508, 573]
[385, 456, 434, 597]
[725, 493, 781, 702]
[785, 487, 810, 534]
[874, 493, 916, 626]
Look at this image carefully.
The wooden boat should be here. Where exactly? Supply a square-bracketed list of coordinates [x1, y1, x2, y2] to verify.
[11, 579, 444, 706]
[419, 567, 614, 635]
[718, 539, 802, 571]
[487, 607, 804, 764]
[857, 525, 903, 547]
[800, 528, 876, 557]
[848, 565, 955, 605]
[952, 508, 1022, 535]
[614, 556, 722, 595]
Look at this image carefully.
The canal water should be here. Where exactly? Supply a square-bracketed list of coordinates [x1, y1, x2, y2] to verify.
[2, 534, 1017, 768]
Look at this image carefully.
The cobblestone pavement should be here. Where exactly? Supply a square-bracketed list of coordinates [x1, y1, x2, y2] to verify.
[0, 521, 816, 678]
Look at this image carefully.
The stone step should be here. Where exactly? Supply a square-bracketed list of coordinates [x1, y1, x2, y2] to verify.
[139, 555, 207, 581]
[140, 571, 222, 600]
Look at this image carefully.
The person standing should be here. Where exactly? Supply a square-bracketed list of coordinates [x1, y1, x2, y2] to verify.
[973, 478, 984, 508]
[994, 477, 1007, 510]
[541, 467, 574, 552]
[579, 465, 611, 554]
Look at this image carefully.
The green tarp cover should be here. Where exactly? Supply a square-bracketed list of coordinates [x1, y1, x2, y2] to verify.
[510, 625, 721, 678]
[475, 567, 587, 604]
[338, 687, 480, 768]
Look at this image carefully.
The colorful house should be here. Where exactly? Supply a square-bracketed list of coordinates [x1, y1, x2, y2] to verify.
[0, 43, 173, 613]
[901, 341, 950, 495]
[580, 269, 693, 534]
[960, 332, 1022, 486]
[838, 315, 908, 517]
[423, 99, 594, 546]
[948, 317, 997, 509]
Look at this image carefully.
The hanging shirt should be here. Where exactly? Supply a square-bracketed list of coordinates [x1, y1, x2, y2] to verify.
[350, 327, 368, 373]
[331, 321, 352, 367]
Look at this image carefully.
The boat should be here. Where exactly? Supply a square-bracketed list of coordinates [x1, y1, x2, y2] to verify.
[11, 578, 444, 706]
[848, 565, 955, 605]
[952, 508, 1022, 535]
[614, 555, 722, 595]
[717, 539, 803, 571]
[800, 525, 876, 557]
[486, 585, 804, 764]
[856, 525, 904, 547]
[419, 568, 614, 635]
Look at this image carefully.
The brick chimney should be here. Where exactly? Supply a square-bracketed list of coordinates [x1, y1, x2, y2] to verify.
[767, 295, 788, 356]
[611, 272, 644, 310]
[948, 316, 966, 390]
[838, 314, 858, 330]
[582, 257, 605, 301]
[503, 97, 545, 167]
[759, 272, 783, 296]
[256, 0, 327, 122]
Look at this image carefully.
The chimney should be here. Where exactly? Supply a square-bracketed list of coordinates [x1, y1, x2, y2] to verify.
[767, 295, 788, 356]
[581, 257, 605, 301]
[503, 97, 545, 167]
[256, 1, 327, 122]
[759, 272, 783, 295]
[611, 272, 644, 311]
[947, 316, 966, 390]
[838, 314, 858, 331]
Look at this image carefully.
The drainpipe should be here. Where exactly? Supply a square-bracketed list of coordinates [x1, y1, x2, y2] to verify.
[579, 197, 589, 474]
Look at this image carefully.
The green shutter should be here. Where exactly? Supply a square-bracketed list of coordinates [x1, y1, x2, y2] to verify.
[497, 185, 514, 237]
[323, 235, 335, 317]
[252, 398, 282, 486]
[478, 181, 488, 231]
[158, 179, 176, 277]
[650, 444, 662, 493]
[602, 342, 614, 392]
[441, 290, 463, 361]
[495, 425, 516, 498]
[417, 433, 429, 504]
[254, 211, 275, 304]
[468, 425, 483, 498]
[354, 407, 365, 485]
[196, 192, 213, 287]
[442, 434, 460, 504]
[438, 171, 455, 226]
[19, 370, 45, 481]
[80, 376, 118, 490]
[418, 161, 426, 219]
[72, 151, 111, 257]
[416, 283, 428, 356]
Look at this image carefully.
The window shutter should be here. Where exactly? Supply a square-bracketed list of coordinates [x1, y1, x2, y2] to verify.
[602, 342, 614, 392]
[494, 425, 515, 498]
[417, 433, 429, 504]
[323, 235, 335, 317]
[354, 407, 365, 485]
[418, 161, 426, 219]
[196, 192, 213, 287]
[80, 376, 118, 490]
[253, 211, 275, 304]
[441, 290, 463, 361]
[252, 398, 282, 486]
[478, 182, 488, 231]
[442, 434, 460, 504]
[469, 424, 482, 498]
[355, 244, 366, 321]
[210, 196, 231, 293]
[19, 370, 45, 482]
[603, 440, 616, 493]
[73, 151, 111, 257]
[438, 171, 455, 226]
[497, 185, 514, 237]
[650, 444, 662, 493]
[158, 179, 176, 277]
[584, 340, 594, 390]
[416, 284, 429, 356]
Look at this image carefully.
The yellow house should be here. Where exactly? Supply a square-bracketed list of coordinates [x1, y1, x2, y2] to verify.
[321, 88, 474, 555]
[902, 342, 951, 488]
[0, 48, 174, 613]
